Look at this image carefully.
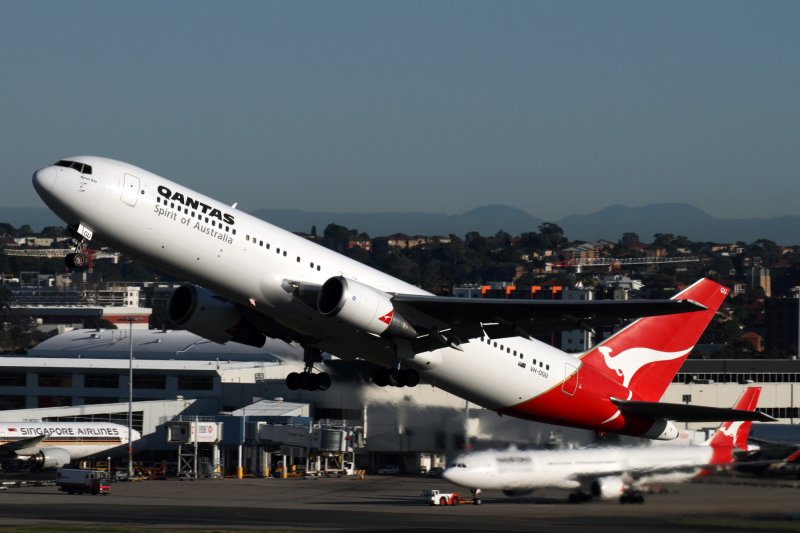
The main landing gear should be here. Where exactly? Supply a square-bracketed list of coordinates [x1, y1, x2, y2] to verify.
[285, 346, 331, 391]
[372, 367, 419, 388]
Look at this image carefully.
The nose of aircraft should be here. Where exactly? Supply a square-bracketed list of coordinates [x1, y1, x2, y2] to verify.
[32, 165, 58, 199]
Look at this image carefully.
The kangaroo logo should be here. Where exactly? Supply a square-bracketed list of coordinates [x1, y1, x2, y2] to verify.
[598, 346, 692, 388]
[718, 421, 744, 440]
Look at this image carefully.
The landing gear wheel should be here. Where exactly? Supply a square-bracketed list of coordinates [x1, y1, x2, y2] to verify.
[373, 368, 390, 387]
[316, 372, 332, 391]
[299, 371, 314, 390]
[286, 372, 300, 390]
[403, 369, 420, 387]
[387, 369, 405, 387]
[65, 252, 85, 269]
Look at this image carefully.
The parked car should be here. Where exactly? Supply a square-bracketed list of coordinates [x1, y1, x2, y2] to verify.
[426, 466, 444, 478]
[376, 465, 401, 475]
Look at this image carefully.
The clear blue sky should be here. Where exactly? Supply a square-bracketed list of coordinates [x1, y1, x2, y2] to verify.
[3, 1, 798, 221]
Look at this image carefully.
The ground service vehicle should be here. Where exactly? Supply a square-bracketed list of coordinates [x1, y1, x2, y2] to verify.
[422, 489, 479, 505]
[56, 468, 111, 495]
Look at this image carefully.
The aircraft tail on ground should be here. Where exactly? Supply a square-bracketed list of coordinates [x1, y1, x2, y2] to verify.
[706, 386, 762, 466]
[581, 278, 729, 402]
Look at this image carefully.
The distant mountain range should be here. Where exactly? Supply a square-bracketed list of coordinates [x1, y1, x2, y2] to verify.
[5, 204, 800, 245]
[252, 203, 800, 245]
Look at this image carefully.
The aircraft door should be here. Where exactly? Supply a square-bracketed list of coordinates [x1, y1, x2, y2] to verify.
[561, 362, 579, 396]
[121, 173, 140, 206]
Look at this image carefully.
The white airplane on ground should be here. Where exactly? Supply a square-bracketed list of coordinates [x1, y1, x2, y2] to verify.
[443, 387, 763, 504]
[0, 421, 140, 469]
[32, 157, 771, 440]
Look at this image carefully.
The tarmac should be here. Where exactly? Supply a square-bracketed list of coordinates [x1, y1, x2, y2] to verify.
[0, 474, 798, 532]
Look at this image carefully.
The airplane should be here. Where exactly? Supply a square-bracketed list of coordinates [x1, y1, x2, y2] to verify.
[0, 421, 141, 469]
[442, 387, 763, 504]
[32, 157, 772, 441]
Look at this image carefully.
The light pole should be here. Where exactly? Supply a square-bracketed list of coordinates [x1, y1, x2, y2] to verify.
[121, 317, 141, 480]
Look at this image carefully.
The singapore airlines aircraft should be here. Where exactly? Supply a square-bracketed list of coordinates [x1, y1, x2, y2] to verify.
[443, 387, 762, 504]
[32, 157, 771, 440]
[0, 421, 140, 469]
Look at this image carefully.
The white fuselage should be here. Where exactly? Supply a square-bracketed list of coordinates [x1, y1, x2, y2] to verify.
[0, 422, 140, 460]
[32, 157, 576, 411]
[443, 445, 714, 491]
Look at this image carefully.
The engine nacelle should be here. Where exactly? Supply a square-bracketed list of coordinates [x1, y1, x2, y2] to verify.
[168, 285, 266, 348]
[317, 277, 417, 339]
[590, 476, 625, 500]
[34, 447, 71, 469]
[640, 419, 679, 441]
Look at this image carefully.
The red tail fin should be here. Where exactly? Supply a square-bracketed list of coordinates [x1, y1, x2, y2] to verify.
[707, 386, 761, 465]
[580, 279, 729, 401]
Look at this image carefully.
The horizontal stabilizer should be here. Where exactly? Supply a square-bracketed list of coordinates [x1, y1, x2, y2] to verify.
[611, 398, 776, 422]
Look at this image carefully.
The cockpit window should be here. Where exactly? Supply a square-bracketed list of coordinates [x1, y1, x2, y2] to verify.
[54, 160, 92, 175]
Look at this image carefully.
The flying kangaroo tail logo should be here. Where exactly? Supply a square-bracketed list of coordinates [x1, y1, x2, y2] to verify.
[717, 421, 744, 441]
[598, 346, 693, 388]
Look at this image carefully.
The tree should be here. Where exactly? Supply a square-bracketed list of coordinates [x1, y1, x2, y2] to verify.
[538, 223, 568, 251]
[0, 287, 48, 353]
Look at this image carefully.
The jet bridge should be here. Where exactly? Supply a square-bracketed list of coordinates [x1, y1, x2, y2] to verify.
[165, 419, 223, 479]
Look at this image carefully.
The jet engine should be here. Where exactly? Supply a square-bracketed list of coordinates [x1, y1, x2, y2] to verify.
[590, 476, 625, 500]
[640, 419, 679, 441]
[168, 285, 266, 348]
[33, 447, 71, 469]
[317, 276, 417, 339]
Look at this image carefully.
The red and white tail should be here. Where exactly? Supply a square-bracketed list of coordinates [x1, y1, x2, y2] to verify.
[703, 386, 761, 470]
[707, 386, 761, 454]
[580, 278, 729, 401]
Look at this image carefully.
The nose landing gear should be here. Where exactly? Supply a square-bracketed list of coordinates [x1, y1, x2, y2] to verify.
[64, 224, 93, 269]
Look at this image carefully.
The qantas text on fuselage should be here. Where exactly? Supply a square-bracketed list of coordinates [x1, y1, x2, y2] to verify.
[32, 156, 773, 440]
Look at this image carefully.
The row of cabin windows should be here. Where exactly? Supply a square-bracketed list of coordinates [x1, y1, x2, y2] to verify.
[245, 234, 322, 271]
[155, 196, 237, 235]
[480, 337, 550, 371]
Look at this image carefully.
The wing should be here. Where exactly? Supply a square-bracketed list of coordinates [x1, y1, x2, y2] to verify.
[611, 398, 776, 422]
[393, 294, 705, 351]
[284, 278, 706, 353]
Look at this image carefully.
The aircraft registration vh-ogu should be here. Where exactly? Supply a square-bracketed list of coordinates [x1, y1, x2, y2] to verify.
[32, 157, 773, 441]
[0, 421, 140, 469]
[443, 387, 764, 504]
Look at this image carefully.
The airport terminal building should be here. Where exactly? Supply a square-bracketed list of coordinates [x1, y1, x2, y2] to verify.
[0, 328, 798, 474]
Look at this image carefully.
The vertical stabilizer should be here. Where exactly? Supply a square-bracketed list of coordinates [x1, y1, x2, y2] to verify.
[580, 278, 729, 401]
[706, 386, 761, 464]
